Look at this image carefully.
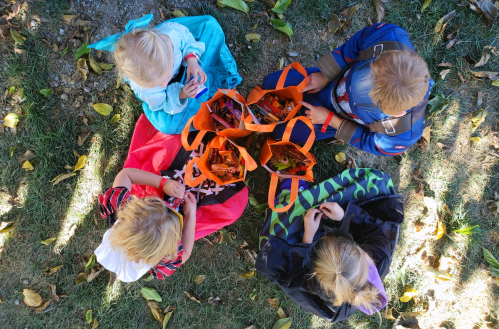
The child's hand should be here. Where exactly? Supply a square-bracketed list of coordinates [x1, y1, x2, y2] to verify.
[302, 209, 323, 244]
[183, 192, 197, 218]
[301, 72, 331, 94]
[186, 58, 207, 84]
[320, 202, 345, 221]
[163, 179, 185, 199]
[180, 79, 198, 99]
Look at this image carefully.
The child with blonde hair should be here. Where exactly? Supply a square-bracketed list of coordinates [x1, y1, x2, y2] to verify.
[89, 14, 241, 134]
[263, 23, 433, 156]
[256, 169, 403, 322]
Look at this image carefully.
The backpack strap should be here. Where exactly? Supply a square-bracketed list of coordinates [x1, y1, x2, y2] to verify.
[357, 41, 415, 61]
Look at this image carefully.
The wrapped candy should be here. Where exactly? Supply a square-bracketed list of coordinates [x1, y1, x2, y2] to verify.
[209, 95, 244, 132]
[251, 94, 295, 123]
[208, 142, 246, 182]
[268, 145, 311, 176]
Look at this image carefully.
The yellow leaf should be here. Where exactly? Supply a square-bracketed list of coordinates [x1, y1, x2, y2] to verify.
[268, 297, 278, 307]
[194, 275, 206, 285]
[471, 109, 488, 132]
[74, 155, 87, 172]
[425, 266, 453, 282]
[272, 317, 292, 329]
[44, 265, 63, 276]
[335, 152, 346, 163]
[277, 307, 286, 319]
[86, 310, 92, 323]
[494, 277, 499, 287]
[110, 114, 121, 124]
[40, 237, 57, 245]
[3, 113, 19, 128]
[470, 137, 481, 143]
[35, 300, 52, 312]
[23, 289, 43, 307]
[22, 160, 34, 171]
[92, 103, 113, 116]
[88, 53, 103, 74]
[435, 220, 446, 240]
[183, 291, 201, 303]
[51, 173, 76, 186]
[172, 10, 186, 18]
[163, 310, 173, 329]
[92, 318, 99, 329]
[0, 221, 18, 234]
[239, 270, 256, 279]
[147, 301, 164, 323]
[382, 307, 396, 320]
[10, 28, 25, 45]
[75, 272, 88, 284]
[245, 33, 261, 42]
[400, 288, 418, 302]
[98, 62, 114, 71]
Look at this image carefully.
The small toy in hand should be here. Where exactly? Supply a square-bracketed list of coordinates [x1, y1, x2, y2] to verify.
[208, 142, 245, 182]
[210, 96, 243, 132]
[268, 145, 311, 175]
[250, 94, 295, 124]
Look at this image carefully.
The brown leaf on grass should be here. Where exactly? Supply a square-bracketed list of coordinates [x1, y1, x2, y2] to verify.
[435, 220, 446, 240]
[78, 131, 91, 146]
[63, 14, 79, 25]
[382, 307, 396, 320]
[277, 307, 287, 319]
[268, 297, 278, 307]
[184, 291, 202, 303]
[244, 249, 258, 267]
[49, 284, 60, 302]
[75, 272, 88, 284]
[218, 228, 235, 243]
[327, 14, 341, 33]
[471, 71, 499, 79]
[373, 0, 385, 22]
[239, 240, 249, 248]
[437, 62, 453, 67]
[446, 39, 461, 49]
[163, 305, 176, 314]
[339, 3, 362, 17]
[434, 10, 456, 35]
[44, 265, 63, 276]
[474, 0, 498, 28]
[347, 158, 357, 169]
[446, 23, 462, 41]
[440, 69, 451, 80]
[19, 150, 34, 162]
[420, 126, 431, 150]
[51, 173, 76, 186]
[87, 269, 101, 282]
[194, 275, 206, 285]
[35, 300, 52, 312]
[443, 204, 452, 216]
[88, 53, 103, 74]
[207, 296, 223, 306]
[458, 72, 467, 83]
[472, 109, 488, 132]
[14, 48, 27, 63]
[108, 271, 117, 286]
[73, 58, 88, 81]
[475, 46, 498, 68]
[147, 301, 164, 323]
[23, 289, 43, 307]
[477, 91, 483, 107]
[425, 265, 453, 282]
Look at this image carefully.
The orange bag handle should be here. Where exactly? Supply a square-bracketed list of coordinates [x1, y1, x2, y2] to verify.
[268, 173, 299, 213]
[181, 117, 208, 151]
[276, 62, 308, 91]
[281, 117, 316, 154]
[236, 144, 258, 171]
[184, 157, 208, 187]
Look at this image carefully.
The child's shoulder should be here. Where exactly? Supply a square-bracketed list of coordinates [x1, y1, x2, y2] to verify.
[98, 186, 132, 225]
[154, 21, 189, 36]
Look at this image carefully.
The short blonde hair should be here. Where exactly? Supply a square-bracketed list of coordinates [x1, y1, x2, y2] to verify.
[370, 50, 430, 115]
[108, 196, 182, 266]
[312, 235, 381, 313]
[114, 28, 174, 88]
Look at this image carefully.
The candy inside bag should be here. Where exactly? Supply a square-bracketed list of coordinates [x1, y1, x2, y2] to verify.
[208, 142, 246, 182]
[268, 145, 311, 175]
[250, 94, 295, 124]
[209, 95, 244, 132]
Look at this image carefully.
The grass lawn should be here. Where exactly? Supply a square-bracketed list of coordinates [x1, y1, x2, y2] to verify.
[0, 0, 498, 328]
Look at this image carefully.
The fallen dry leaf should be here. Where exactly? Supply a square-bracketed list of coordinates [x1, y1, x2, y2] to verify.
[474, 0, 498, 28]
[440, 69, 451, 80]
[44, 265, 63, 276]
[471, 71, 499, 79]
[425, 265, 453, 282]
[373, 0, 385, 22]
[435, 10, 456, 35]
[244, 249, 258, 268]
[382, 307, 396, 320]
[22, 160, 34, 171]
[23, 289, 43, 307]
[268, 297, 278, 307]
[40, 237, 56, 245]
[446, 39, 460, 49]
[277, 307, 287, 319]
[51, 173, 76, 186]
[472, 109, 488, 132]
[339, 3, 362, 17]
[239, 240, 249, 248]
[421, 126, 431, 150]
[75, 272, 88, 284]
[87, 269, 101, 282]
[207, 296, 223, 306]
[400, 288, 418, 302]
[163, 305, 176, 314]
[475, 46, 498, 68]
[34, 300, 52, 312]
[245, 33, 261, 42]
[437, 62, 453, 67]
[194, 275, 206, 285]
[19, 150, 34, 162]
[0, 221, 17, 234]
[183, 291, 202, 304]
[327, 14, 341, 33]
[147, 301, 164, 323]
[239, 270, 256, 279]
[108, 271, 117, 286]
[78, 131, 91, 146]
[49, 284, 60, 302]
[74, 155, 86, 172]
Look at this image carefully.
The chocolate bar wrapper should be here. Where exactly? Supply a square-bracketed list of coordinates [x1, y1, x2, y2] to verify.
[225, 100, 242, 121]
[252, 104, 279, 122]
[211, 113, 234, 129]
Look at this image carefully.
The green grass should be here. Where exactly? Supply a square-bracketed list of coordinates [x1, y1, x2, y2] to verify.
[1, 0, 499, 328]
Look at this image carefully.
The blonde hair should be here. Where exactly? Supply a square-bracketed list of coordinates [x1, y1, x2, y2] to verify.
[114, 28, 174, 88]
[369, 50, 430, 115]
[108, 196, 182, 266]
[312, 235, 381, 313]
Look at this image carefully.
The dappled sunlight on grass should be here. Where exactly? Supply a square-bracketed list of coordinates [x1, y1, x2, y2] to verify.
[0, 192, 13, 217]
[53, 134, 104, 253]
[100, 280, 123, 308]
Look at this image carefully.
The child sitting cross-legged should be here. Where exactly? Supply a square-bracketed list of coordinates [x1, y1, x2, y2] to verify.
[95, 168, 196, 282]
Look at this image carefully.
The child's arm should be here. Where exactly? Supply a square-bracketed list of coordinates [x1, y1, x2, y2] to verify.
[180, 192, 197, 264]
[302, 209, 323, 244]
[113, 168, 185, 199]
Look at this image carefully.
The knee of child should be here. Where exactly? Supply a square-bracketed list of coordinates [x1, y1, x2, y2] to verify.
[202, 15, 223, 32]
